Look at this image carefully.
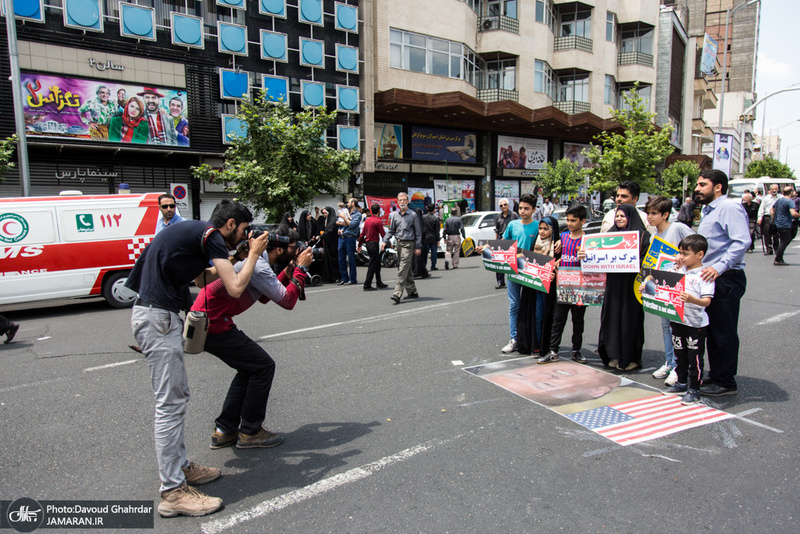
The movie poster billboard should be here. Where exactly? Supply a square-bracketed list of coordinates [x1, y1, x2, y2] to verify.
[580, 232, 641, 273]
[364, 195, 397, 225]
[563, 142, 595, 169]
[640, 268, 686, 323]
[634, 236, 679, 304]
[375, 122, 402, 159]
[497, 135, 547, 170]
[507, 250, 556, 293]
[411, 127, 477, 163]
[479, 240, 518, 274]
[21, 73, 190, 147]
[556, 267, 606, 306]
[713, 133, 733, 176]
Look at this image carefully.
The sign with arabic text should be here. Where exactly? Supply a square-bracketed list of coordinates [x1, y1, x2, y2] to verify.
[639, 268, 686, 322]
[556, 267, 606, 306]
[507, 250, 556, 293]
[634, 236, 679, 304]
[580, 232, 640, 273]
[411, 126, 477, 163]
[479, 239, 518, 274]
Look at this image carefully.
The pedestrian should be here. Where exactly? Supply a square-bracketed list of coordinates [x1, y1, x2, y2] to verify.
[0, 315, 20, 344]
[422, 204, 441, 272]
[384, 192, 422, 304]
[358, 203, 388, 290]
[442, 205, 465, 270]
[757, 184, 781, 255]
[741, 193, 759, 253]
[413, 208, 430, 278]
[336, 198, 362, 285]
[770, 186, 800, 266]
[494, 199, 518, 289]
[677, 196, 695, 228]
[694, 169, 750, 396]
[320, 206, 340, 283]
[155, 194, 185, 234]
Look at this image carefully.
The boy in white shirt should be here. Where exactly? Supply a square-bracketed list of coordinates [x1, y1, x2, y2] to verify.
[664, 234, 715, 405]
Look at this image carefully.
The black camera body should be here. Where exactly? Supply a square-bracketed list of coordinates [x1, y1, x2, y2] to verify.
[296, 241, 324, 262]
[248, 226, 291, 249]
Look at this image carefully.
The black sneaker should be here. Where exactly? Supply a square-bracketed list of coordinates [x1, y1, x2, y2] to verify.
[376, 283, 389, 289]
[665, 383, 687, 395]
[699, 383, 738, 396]
[363, 286, 377, 291]
[404, 292, 419, 299]
[681, 390, 701, 405]
[445, 261, 450, 270]
[572, 351, 587, 364]
[537, 351, 559, 364]
[391, 295, 401, 304]
[5, 323, 20, 344]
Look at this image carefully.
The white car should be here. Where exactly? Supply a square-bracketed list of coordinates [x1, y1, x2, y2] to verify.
[434, 211, 499, 255]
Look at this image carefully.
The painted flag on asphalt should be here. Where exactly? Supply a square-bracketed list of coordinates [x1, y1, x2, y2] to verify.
[565, 394, 734, 446]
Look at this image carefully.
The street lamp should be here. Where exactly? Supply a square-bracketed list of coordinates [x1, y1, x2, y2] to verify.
[717, 0, 760, 131]
[737, 85, 800, 172]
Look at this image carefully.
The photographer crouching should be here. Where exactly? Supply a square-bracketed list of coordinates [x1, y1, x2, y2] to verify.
[191, 224, 313, 450]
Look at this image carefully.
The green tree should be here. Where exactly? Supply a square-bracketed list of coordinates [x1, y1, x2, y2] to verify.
[744, 155, 795, 179]
[193, 95, 359, 222]
[660, 160, 701, 199]
[0, 135, 18, 182]
[536, 158, 584, 200]
[584, 86, 675, 194]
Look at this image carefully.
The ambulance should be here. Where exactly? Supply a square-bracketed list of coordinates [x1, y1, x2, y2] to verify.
[0, 192, 163, 308]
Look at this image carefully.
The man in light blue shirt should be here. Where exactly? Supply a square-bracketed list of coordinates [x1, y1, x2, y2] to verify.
[336, 198, 362, 285]
[155, 194, 186, 234]
[694, 169, 750, 396]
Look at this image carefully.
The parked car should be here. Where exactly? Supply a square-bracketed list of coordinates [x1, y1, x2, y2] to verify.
[460, 211, 501, 245]
[550, 207, 604, 234]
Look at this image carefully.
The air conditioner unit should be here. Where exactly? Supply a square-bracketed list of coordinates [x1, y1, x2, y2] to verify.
[482, 18, 496, 30]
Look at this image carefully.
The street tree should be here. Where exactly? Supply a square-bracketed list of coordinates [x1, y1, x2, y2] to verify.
[584, 86, 674, 194]
[193, 95, 360, 222]
[536, 158, 584, 201]
[744, 155, 795, 179]
[0, 135, 18, 182]
[661, 160, 701, 199]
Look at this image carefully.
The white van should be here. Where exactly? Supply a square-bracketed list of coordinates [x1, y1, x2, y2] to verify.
[727, 177, 796, 199]
[0, 192, 162, 308]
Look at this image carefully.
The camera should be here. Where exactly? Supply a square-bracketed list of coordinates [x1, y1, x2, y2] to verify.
[247, 226, 291, 249]
[296, 240, 324, 262]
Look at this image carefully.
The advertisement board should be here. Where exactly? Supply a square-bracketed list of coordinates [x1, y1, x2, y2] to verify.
[497, 136, 547, 170]
[411, 127, 477, 163]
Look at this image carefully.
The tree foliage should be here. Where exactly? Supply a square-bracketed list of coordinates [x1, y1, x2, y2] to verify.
[193, 95, 360, 222]
[536, 158, 584, 200]
[0, 135, 18, 182]
[744, 155, 795, 179]
[660, 160, 701, 199]
[584, 86, 675, 194]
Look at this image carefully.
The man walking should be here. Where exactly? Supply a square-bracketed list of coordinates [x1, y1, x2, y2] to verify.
[494, 199, 518, 288]
[336, 198, 362, 285]
[384, 192, 421, 304]
[771, 186, 800, 266]
[421, 204, 441, 271]
[357, 203, 388, 290]
[126, 199, 269, 517]
[757, 184, 781, 255]
[741, 192, 759, 253]
[694, 170, 750, 396]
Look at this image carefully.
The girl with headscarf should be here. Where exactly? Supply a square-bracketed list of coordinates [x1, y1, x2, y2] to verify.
[320, 206, 340, 283]
[108, 97, 148, 143]
[280, 212, 298, 231]
[597, 203, 651, 371]
[516, 215, 561, 356]
[297, 210, 319, 246]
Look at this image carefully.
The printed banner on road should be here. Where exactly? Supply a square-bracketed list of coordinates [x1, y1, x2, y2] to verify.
[634, 236, 680, 304]
[464, 358, 734, 447]
[580, 231, 640, 273]
[556, 267, 606, 306]
[479, 240, 518, 274]
[640, 268, 686, 323]
[507, 250, 556, 293]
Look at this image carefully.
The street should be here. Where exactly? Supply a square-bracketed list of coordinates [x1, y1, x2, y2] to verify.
[1, 243, 799, 533]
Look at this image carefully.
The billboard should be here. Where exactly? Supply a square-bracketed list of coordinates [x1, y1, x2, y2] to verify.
[713, 133, 733, 176]
[375, 122, 403, 159]
[497, 135, 547, 170]
[700, 34, 718, 76]
[411, 127, 477, 163]
[21, 73, 190, 147]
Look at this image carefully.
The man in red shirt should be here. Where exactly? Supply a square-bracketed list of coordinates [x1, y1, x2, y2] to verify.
[357, 203, 388, 291]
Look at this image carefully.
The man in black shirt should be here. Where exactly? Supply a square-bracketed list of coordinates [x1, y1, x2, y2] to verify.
[126, 199, 269, 518]
[741, 192, 759, 252]
[422, 204, 441, 271]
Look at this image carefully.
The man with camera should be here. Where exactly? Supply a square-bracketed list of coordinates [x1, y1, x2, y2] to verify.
[126, 199, 269, 518]
[192, 224, 312, 451]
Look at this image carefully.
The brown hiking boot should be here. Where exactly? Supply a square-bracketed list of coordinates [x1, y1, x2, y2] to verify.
[236, 427, 284, 449]
[210, 429, 237, 450]
[182, 462, 221, 486]
[158, 484, 222, 518]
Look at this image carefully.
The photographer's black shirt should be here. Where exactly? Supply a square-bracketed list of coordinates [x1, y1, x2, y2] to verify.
[126, 220, 229, 313]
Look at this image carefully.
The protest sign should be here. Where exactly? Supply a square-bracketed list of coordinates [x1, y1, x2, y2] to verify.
[556, 267, 606, 306]
[639, 268, 686, 322]
[479, 240, 518, 274]
[507, 250, 556, 293]
[580, 231, 640, 273]
[633, 236, 680, 303]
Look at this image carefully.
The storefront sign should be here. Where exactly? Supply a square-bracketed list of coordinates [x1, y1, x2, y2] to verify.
[54, 168, 118, 182]
[88, 58, 125, 72]
[412, 164, 484, 176]
[375, 161, 410, 172]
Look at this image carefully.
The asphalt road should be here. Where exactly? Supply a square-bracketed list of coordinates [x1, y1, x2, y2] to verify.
[1, 243, 799, 533]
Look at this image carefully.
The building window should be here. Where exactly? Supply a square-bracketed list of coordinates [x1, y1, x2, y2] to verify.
[604, 75, 617, 105]
[558, 71, 589, 103]
[461, 0, 478, 13]
[535, 0, 556, 33]
[559, 6, 591, 38]
[606, 12, 615, 42]
[484, 59, 516, 90]
[390, 28, 482, 86]
[488, 0, 517, 19]
[618, 83, 651, 111]
[620, 24, 653, 54]
[534, 60, 556, 100]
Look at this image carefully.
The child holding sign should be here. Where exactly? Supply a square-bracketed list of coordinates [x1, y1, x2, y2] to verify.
[665, 235, 715, 405]
[645, 196, 695, 386]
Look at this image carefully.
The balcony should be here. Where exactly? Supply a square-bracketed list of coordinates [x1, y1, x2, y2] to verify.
[477, 88, 519, 103]
[554, 100, 590, 114]
[618, 51, 653, 67]
[554, 35, 593, 53]
[478, 15, 519, 34]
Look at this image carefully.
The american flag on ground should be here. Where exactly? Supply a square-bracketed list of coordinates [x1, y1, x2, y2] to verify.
[565, 394, 734, 446]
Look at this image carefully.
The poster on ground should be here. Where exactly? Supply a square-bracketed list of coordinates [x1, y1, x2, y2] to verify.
[507, 250, 556, 293]
[639, 268, 686, 323]
[634, 236, 680, 304]
[478, 239, 518, 274]
[580, 232, 641, 273]
[556, 267, 606, 306]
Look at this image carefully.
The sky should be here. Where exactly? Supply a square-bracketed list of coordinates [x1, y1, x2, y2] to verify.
[753, 0, 800, 174]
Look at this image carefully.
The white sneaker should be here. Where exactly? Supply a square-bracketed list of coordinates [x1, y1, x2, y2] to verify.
[664, 369, 678, 387]
[652, 364, 671, 379]
[501, 339, 517, 354]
